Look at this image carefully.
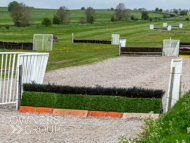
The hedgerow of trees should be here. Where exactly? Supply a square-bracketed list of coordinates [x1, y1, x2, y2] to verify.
[8, 1, 18, 11]
[85, 7, 96, 23]
[56, 6, 70, 24]
[114, 3, 130, 21]
[10, 3, 33, 27]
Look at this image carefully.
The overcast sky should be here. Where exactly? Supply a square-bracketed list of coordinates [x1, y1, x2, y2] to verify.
[1, 0, 190, 10]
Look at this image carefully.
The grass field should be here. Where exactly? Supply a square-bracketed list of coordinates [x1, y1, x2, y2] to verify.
[0, 7, 173, 25]
[0, 7, 190, 71]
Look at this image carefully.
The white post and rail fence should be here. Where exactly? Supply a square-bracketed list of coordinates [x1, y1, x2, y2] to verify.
[0, 52, 49, 110]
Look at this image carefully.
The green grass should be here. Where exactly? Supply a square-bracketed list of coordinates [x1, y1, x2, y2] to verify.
[0, 7, 168, 25]
[20, 91, 162, 113]
[128, 92, 190, 143]
[0, 8, 190, 71]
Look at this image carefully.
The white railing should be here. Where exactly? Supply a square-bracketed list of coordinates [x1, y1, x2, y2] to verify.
[166, 58, 183, 112]
[111, 34, 120, 45]
[0, 52, 49, 109]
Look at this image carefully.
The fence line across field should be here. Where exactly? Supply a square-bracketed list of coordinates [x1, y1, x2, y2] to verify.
[0, 52, 49, 110]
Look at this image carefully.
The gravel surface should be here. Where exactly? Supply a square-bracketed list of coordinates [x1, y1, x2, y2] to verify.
[0, 105, 143, 143]
[1, 56, 190, 143]
[44, 56, 190, 111]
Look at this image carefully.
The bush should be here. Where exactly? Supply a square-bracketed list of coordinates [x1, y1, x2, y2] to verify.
[80, 17, 85, 24]
[185, 17, 189, 21]
[20, 91, 162, 113]
[149, 17, 153, 21]
[119, 92, 190, 142]
[111, 15, 115, 21]
[4, 24, 10, 30]
[163, 14, 167, 18]
[89, 15, 94, 24]
[42, 17, 52, 26]
[131, 15, 135, 20]
[23, 83, 165, 99]
[180, 10, 187, 16]
[0, 25, 1, 28]
[53, 15, 61, 24]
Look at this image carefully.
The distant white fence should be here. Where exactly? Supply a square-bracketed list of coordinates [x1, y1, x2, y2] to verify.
[33, 34, 53, 51]
[167, 25, 171, 31]
[111, 34, 120, 45]
[163, 39, 180, 56]
[166, 58, 182, 112]
[0, 52, 49, 110]
[179, 23, 183, 28]
[120, 39, 126, 47]
[150, 24, 154, 30]
[163, 23, 167, 27]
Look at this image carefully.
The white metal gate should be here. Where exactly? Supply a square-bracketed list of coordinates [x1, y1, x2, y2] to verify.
[0, 52, 49, 109]
[33, 34, 53, 51]
[163, 39, 180, 56]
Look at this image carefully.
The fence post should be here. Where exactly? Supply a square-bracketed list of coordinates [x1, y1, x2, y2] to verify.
[119, 43, 121, 56]
[168, 67, 175, 111]
[72, 33, 74, 43]
[17, 65, 22, 110]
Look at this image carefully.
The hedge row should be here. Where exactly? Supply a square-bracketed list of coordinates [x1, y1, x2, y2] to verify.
[23, 84, 164, 99]
[21, 92, 162, 113]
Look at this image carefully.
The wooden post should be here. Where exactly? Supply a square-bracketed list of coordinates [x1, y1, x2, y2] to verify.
[119, 43, 121, 56]
[17, 65, 22, 110]
[168, 67, 175, 111]
[72, 33, 74, 43]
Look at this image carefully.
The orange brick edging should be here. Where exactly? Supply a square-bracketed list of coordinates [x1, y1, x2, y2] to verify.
[19, 106, 53, 114]
[19, 106, 159, 119]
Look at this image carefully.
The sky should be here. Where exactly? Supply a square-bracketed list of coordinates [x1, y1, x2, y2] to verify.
[0, 0, 190, 10]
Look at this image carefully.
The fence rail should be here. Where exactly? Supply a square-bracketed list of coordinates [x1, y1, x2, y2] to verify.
[0, 52, 49, 110]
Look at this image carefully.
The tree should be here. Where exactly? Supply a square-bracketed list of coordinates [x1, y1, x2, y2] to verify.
[81, 7, 85, 10]
[53, 15, 61, 24]
[174, 9, 178, 15]
[159, 9, 163, 12]
[141, 11, 149, 20]
[89, 16, 94, 24]
[8, 1, 18, 11]
[85, 7, 96, 23]
[57, 6, 70, 24]
[42, 17, 52, 26]
[114, 3, 130, 21]
[111, 8, 114, 11]
[10, 3, 32, 27]
[131, 15, 135, 20]
[155, 8, 159, 12]
[180, 10, 187, 16]
[80, 17, 85, 24]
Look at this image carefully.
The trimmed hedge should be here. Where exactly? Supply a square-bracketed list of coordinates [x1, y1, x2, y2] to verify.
[23, 84, 164, 99]
[20, 91, 162, 113]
